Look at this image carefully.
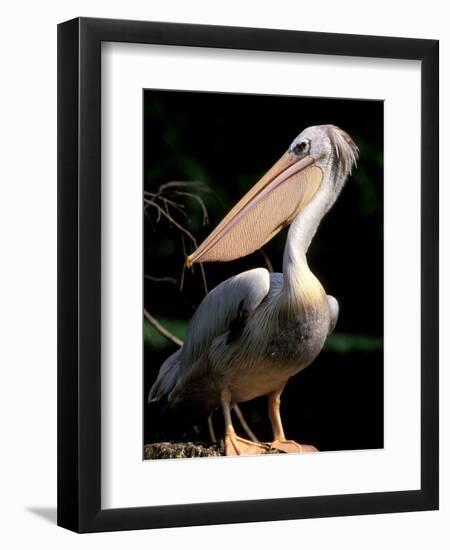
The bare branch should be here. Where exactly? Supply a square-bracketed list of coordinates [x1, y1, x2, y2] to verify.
[144, 198, 164, 222]
[144, 191, 189, 220]
[144, 199, 198, 245]
[198, 263, 208, 295]
[145, 179, 210, 309]
[144, 274, 179, 286]
[144, 308, 183, 347]
[157, 180, 209, 194]
[172, 191, 209, 225]
[233, 404, 260, 442]
[179, 234, 188, 292]
[160, 197, 190, 221]
[258, 248, 274, 273]
[207, 415, 217, 443]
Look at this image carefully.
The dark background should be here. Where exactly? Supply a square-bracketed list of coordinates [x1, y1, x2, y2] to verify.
[143, 89, 383, 453]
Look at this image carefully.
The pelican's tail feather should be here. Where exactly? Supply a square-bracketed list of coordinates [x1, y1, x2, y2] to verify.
[148, 348, 182, 404]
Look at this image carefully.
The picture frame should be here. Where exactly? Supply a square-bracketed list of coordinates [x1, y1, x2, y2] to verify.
[57, 16, 439, 533]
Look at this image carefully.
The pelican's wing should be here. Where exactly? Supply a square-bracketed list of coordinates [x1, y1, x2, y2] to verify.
[147, 267, 270, 404]
[181, 267, 271, 368]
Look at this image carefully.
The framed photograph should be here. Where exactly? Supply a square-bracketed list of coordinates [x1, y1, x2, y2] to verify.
[58, 17, 439, 533]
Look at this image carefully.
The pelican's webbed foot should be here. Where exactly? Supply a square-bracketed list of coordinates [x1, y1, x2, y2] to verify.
[269, 439, 318, 453]
[225, 433, 268, 456]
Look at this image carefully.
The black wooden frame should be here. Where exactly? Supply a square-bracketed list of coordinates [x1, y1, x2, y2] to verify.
[57, 17, 439, 533]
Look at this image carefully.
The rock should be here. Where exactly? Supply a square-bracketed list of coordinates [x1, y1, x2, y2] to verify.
[144, 441, 223, 459]
[144, 441, 318, 459]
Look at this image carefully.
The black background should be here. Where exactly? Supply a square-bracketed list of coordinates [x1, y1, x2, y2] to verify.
[143, 90, 383, 453]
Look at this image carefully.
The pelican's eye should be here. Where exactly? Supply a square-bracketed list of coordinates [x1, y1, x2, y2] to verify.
[292, 140, 310, 156]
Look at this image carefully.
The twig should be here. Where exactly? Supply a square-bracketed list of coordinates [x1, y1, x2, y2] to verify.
[144, 190, 186, 208]
[144, 199, 198, 245]
[144, 198, 163, 222]
[157, 180, 208, 194]
[144, 191, 190, 221]
[172, 191, 209, 225]
[160, 197, 190, 220]
[198, 263, 208, 296]
[179, 234, 187, 292]
[258, 248, 274, 272]
[144, 275, 179, 286]
[207, 415, 217, 443]
[144, 308, 183, 347]
[233, 404, 260, 442]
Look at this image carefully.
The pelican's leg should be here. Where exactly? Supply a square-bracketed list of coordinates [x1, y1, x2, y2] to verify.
[268, 389, 318, 453]
[221, 390, 267, 456]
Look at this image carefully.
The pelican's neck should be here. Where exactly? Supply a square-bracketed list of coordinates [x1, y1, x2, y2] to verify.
[282, 181, 337, 310]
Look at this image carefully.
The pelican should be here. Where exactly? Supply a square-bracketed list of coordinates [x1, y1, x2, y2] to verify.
[149, 125, 358, 456]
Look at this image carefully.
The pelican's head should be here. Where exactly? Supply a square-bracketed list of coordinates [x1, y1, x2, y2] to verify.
[186, 124, 358, 266]
[289, 124, 358, 190]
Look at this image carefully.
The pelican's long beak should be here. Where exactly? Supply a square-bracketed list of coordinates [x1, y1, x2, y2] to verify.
[186, 152, 323, 266]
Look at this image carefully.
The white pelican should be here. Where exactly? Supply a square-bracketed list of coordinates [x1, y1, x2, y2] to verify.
[149, 125, 358, 455]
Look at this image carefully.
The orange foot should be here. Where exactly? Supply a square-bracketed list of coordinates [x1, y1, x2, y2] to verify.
[225, 433, 269, 456]
[270, 439, 319, 453]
